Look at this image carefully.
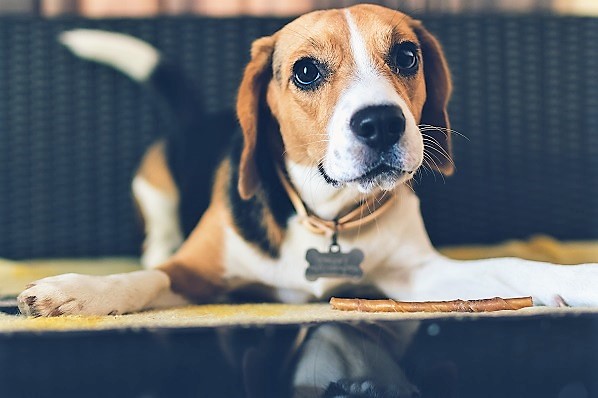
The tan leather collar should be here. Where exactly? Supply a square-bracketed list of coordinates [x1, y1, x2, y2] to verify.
[276, 166, 396, 236]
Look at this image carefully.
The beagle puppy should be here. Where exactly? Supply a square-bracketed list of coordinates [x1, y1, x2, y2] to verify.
[17, 4, 598, 317]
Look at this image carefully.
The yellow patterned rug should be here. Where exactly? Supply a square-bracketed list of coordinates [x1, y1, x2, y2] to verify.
[3, 303, 598, 332]
[1, 235, 597, 332]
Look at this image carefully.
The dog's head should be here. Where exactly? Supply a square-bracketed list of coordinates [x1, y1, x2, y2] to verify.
[236, 4, 452, 199]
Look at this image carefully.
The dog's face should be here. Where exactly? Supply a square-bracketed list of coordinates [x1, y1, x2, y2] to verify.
[237, 4, 452, 199]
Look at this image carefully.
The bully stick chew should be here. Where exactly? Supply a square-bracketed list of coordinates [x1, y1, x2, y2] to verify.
[330, 296, 533, 313]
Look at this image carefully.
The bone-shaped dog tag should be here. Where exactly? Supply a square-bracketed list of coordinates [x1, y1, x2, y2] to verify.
[305, 243, 364, 281]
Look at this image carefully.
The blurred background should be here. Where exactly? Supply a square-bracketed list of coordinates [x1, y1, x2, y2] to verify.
[1, 0, 598, 17]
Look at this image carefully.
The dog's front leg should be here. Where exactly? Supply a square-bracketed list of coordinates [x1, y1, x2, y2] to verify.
[18, 201, 228, 317]
[17, 270, 188, 316]
[376, 255, 598, 307]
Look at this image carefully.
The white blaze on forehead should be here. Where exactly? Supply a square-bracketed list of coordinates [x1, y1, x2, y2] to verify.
[344, 9, 378, 79]
[341, 8, 400, 103]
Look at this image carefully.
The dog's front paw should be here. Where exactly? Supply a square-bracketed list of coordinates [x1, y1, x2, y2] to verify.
[17, 273, 118, 317]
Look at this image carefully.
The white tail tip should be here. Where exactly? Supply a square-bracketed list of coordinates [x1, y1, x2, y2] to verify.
[59, 29, 160, 82]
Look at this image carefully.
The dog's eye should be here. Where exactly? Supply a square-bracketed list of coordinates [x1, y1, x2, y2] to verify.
[292, 58, 322, 89]
[391, 42, 419, 76]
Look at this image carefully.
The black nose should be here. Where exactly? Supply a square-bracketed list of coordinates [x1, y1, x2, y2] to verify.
[350, 105, 406, 150]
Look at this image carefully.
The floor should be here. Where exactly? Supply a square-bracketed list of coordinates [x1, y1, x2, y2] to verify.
[2, 304, 598, 397]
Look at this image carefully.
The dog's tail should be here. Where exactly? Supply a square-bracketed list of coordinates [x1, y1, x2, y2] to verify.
[60, 29, 234, 236]
[59, 29, 203, 131]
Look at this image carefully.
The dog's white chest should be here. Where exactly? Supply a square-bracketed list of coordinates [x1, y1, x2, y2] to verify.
[221, 202, 425, 302]
[222, 217, 341, 302]
[222, 215, 387, 302]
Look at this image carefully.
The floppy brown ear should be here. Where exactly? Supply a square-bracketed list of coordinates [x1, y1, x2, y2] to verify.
[236, 36, 276, 199]
[412, 21, 454, 175]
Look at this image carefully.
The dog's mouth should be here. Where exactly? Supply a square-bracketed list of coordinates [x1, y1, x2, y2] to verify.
[348, 164, 407, 183]
[318, 162, 412, 188]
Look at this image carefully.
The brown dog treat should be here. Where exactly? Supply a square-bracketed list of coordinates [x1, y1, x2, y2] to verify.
[330, 296, 533, 313]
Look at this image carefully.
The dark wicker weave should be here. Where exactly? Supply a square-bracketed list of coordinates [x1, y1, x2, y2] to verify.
[0, 15, 597, 259]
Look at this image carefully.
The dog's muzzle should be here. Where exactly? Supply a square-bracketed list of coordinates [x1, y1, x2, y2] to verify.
[320, 103, 414, 191]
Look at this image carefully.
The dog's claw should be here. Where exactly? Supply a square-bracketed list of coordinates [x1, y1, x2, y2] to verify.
[17, 295, 39, 317]
[554, 295, 570, 307]
[24, 296, 36, 306]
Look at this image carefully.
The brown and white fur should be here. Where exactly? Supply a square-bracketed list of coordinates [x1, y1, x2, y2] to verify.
[18, 4, 598, 317]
